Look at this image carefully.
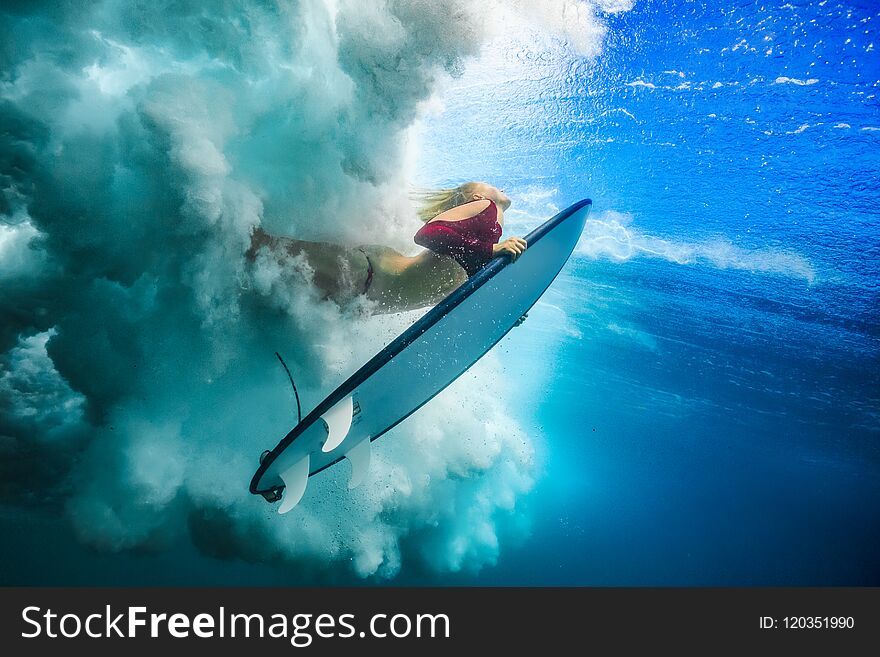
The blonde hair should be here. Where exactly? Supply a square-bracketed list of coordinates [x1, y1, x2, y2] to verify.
[411, 182, 479, 223]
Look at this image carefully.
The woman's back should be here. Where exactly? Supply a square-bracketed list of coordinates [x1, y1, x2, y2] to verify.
[415, 199, 502, 276]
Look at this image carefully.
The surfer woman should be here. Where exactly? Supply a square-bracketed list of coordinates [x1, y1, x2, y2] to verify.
[247, 182, 528, 314]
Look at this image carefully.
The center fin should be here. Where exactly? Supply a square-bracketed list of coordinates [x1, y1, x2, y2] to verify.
[321, 396, 353, 453]
[346, 438, 371, 489]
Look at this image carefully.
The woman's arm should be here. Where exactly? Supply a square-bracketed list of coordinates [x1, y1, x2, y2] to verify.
[429, 199, 491, 223]
[492, 236, 527, 261]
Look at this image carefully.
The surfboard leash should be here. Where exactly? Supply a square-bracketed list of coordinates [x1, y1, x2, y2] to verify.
[274, 351, 302, 424]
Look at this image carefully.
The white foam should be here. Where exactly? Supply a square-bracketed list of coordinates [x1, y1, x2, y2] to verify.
[0, 331, 87, 444]
[595, 0, 635, 12]
[498, 0, 619, 57]
[774, 76, 819, 86]
[574, 211, 816, 284]
[0, 220, 46, 278]
[0, 0, 636, 579]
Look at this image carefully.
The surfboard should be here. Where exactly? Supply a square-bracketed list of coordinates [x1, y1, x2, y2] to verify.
[250, 198, 592, 512]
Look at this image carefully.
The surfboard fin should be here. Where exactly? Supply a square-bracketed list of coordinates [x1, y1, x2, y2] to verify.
[321, 396, 353, 453]
[345, 438, 371, 489]
[277, 454, 310, 514]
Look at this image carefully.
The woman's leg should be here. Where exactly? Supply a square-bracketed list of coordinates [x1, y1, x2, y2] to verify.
[360, 245, 467, 312]
[247, 227, 368, 303]
[248, 227, 467, 313]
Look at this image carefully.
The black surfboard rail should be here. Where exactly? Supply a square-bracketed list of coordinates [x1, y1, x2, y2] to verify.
[250, 198, 592, 497]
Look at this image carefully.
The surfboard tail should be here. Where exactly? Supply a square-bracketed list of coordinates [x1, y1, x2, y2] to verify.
[272, 438, 371, 512]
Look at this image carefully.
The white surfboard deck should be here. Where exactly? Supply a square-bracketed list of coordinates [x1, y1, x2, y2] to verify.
[251, 198, 592, 512]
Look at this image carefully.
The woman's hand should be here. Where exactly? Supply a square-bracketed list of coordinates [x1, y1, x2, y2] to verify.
[493, 236, 527, 261]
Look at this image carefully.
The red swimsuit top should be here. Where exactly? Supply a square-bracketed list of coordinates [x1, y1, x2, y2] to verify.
[413, 199, 503, 277]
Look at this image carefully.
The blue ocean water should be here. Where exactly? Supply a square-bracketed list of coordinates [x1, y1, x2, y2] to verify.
[414, 0, 880, 585]
[0, 0, 877, 586]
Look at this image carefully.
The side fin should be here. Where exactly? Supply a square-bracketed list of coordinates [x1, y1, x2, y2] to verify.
[321, 396, 353, 453]
[277, 454, 310, 514]
[345, 438, 371, 489]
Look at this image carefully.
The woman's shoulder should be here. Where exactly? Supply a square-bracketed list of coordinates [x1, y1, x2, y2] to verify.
[426, 199, 493, 224]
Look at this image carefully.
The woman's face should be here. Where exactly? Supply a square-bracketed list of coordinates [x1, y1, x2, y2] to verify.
[470, 182, 511, 210]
